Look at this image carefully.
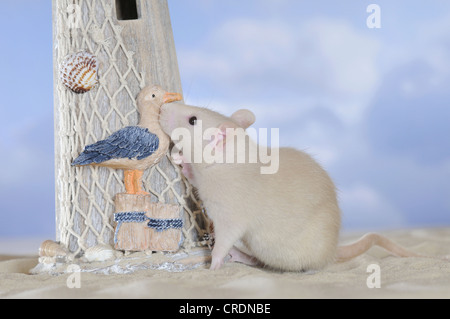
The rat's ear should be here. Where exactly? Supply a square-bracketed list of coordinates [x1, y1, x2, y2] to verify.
[231, 109, 256, 129]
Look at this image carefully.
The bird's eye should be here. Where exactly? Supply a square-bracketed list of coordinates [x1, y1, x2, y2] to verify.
[189, 116, 198, 126]
[152, 94, 156, 98]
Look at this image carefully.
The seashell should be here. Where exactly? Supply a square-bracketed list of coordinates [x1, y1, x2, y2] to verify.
[39, 240, 68, 257]
[84, 244, 119, 262]
[59, 51, 99, 94]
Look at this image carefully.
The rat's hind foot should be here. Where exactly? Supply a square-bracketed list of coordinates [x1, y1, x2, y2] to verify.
[228, 247, 260, 267]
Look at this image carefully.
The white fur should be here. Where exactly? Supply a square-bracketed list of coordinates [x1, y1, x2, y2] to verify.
[160, 103, 428, 271]
[160, 103, 341, 271]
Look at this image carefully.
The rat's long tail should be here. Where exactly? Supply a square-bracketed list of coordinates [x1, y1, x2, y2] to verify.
[336, 233, 423, 262]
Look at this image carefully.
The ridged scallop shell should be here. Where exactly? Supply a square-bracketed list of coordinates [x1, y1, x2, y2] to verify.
[84, 244, 118, 262]
[59, 51, 98, 94]
[39, 240, 68, 257]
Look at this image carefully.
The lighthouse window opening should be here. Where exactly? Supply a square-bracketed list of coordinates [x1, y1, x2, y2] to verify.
[116, 0, 140, 20]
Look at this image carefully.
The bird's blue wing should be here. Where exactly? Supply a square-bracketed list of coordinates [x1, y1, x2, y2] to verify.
[72, 126, 160, 166]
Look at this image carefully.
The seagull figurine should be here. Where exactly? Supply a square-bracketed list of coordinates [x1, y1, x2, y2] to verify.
[72, 85, 182, 195]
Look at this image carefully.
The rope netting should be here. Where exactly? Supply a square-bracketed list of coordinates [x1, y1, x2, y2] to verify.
[53, 0, 210, 255]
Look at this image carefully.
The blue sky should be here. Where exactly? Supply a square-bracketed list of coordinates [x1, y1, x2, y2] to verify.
[0, 0, 449, 238]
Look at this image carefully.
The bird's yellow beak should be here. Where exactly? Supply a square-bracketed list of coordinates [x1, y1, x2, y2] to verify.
[163, 92, 183, 104]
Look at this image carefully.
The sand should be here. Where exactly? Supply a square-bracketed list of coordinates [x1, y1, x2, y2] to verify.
[1, 228, 449, 299]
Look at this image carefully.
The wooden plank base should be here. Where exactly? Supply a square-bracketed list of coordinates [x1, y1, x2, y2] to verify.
[114, 194, 182, 252]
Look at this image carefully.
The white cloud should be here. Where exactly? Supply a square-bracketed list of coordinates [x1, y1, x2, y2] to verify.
[0, 117, 53, 188]
[339, 183, 407, 231]
[176, 5, 450, 230]
[179, 17, 381, 127]
[302, 19, 381, 95]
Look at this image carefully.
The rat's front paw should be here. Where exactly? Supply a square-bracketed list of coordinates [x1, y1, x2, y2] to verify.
[171, 152, 184, 165]
[210, 256, 224, 270]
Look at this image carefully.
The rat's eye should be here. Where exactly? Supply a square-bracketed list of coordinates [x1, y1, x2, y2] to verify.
[152, 94, 156, 98]
[189, 116, 198, 126]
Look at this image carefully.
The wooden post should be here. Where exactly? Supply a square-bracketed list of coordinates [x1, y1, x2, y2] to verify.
[52, 0, 204, 254]
[114, 194, 182, 252]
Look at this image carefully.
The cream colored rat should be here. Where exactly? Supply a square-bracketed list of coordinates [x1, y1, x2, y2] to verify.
[159, 102, 422, 271]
